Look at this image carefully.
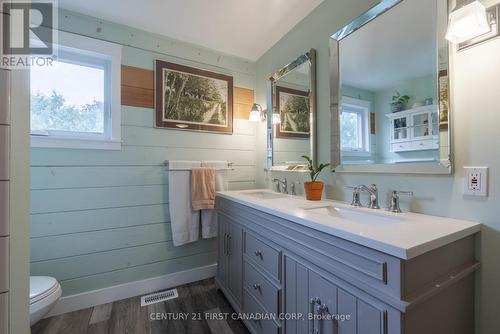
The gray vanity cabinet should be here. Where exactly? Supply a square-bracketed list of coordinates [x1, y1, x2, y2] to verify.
[217, 213, 243, 308]
[216, 196, 478, 334]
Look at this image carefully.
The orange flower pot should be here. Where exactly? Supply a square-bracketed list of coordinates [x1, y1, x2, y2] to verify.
[304, 181, 324, 201]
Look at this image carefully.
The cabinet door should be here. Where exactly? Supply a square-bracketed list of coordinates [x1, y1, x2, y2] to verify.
[285, 256, 388, 334]
[217, 214, 229, 287]
[338, 289, 357, 334]
[309, 270, 338, 334]
[227, 223, 243, 307]
[412, 111, 431, 139]
[357, 299, 386, 334]
[338, 288, 388, 334]
[284, 256, 338, 334]
[392, 116, 409, 142]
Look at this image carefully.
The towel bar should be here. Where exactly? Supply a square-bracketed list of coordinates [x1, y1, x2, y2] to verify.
[163, 161, 235, 171]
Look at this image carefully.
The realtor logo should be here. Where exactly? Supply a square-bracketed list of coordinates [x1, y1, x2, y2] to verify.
[1, 0, 57, 68]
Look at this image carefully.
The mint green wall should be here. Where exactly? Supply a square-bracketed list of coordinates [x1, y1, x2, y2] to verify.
[30, 10, 257, 297]
[255, 0, 500, 332]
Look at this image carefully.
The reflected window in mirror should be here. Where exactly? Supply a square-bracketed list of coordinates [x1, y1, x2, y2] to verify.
[341, 97, 371, 157]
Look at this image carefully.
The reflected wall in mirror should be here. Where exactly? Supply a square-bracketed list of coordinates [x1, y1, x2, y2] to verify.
[267, 49, 317, 171]
[330, 0, 452, 174]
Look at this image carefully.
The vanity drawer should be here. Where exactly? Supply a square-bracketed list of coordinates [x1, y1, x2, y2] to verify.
[244, 261, 280, 315]
[0, 237, 7, 293]
[0, 292, 7, 334]
[245, 232, 281, 281]
[244, 289, 280, 334]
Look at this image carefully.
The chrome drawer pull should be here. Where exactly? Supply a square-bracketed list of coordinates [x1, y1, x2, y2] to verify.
[254, 250, 262, 257]
[252, 283, 261, 290]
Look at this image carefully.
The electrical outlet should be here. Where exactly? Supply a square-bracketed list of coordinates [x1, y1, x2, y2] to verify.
[463, 167, 488, 196]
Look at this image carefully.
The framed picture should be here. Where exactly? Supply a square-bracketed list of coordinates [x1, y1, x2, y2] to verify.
[276, 86, 310, 138]
[155, 60, 233, 134]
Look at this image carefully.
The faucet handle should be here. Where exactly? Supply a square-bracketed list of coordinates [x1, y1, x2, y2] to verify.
[389, 190, 413, 213]
[272, 178, 281, 192]
[345, 186, 363, 207]
[289, 181, 300, 196]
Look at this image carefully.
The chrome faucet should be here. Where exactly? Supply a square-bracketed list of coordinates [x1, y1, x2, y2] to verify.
[272, 178, 288, 194]
[359, 184, 380, 209]
[344, 186, 363, 207]
[389, 190, 413, 213]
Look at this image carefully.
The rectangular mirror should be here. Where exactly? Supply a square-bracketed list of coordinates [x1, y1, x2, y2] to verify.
[267, 49, 317, 171]
[330, 0, 452, 174]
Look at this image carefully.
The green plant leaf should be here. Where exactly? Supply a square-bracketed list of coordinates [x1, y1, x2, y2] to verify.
[302, 156, 330, 182]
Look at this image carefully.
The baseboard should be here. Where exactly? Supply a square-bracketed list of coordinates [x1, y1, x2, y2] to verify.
[46, 263, 217, 317]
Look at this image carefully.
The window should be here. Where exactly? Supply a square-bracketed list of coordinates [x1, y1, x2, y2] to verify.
[30, 31, 122, 150]
[341, 96, 371, 155]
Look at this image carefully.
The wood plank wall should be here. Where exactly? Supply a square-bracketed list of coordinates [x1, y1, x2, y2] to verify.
[31, 65, 258, 297]
[121, 65, 254, 119]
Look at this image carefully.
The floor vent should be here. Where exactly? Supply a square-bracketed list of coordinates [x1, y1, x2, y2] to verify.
[140, 288, 178, 306]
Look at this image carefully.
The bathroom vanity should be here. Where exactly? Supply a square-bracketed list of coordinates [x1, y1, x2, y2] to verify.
[215, 190, 480, 334]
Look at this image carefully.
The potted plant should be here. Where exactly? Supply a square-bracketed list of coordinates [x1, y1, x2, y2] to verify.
[391, 91, 410, 113]
[302, 155, 330, 201]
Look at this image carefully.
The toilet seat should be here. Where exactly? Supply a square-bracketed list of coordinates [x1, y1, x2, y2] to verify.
[29, 276, 62, 325]
[30, 276, 59, 304]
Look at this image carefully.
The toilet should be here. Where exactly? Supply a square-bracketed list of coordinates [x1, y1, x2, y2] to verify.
[29, 276, 62, 325]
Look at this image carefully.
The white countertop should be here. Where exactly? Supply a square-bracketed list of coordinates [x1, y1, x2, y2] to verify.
[217, 189, 481, 259]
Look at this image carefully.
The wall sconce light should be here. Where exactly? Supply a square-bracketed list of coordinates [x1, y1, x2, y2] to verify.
[249, 103, 265, 122]
[248, 103, 281, 124]
[446, 0, 499, 50]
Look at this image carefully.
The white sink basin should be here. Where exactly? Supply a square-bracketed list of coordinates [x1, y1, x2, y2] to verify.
[242, 191, 288, 200]
[303, 205, 405, 225]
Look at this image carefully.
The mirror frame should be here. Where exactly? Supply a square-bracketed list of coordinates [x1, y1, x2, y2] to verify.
[329, 0, 453, 174]
[266, 48, 317, 170]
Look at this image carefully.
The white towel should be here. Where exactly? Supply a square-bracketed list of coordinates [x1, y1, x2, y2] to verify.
[168, 160, 201, 246]
[200, 161, 229, 239]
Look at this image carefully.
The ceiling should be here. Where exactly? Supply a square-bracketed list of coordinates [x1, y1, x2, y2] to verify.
[58, 0, 324, 61]
[340, 0, 437, 92]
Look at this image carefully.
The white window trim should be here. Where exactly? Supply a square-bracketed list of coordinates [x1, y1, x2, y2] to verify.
[341, 96, 371, 157]
[30, 31, 122, 150]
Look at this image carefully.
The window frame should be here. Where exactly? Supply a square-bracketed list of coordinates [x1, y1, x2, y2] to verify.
[340, 96, 371, 156]
[30, 31, 122, 150]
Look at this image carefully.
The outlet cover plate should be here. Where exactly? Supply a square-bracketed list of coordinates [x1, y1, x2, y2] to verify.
[463, 167, 488, 197]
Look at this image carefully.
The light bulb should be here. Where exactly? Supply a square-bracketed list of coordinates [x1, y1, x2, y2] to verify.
[446, 1, 490, 44]
[249, 110, 262, 122]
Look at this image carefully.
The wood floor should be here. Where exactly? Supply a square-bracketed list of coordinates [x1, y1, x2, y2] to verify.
[31, 278, 250, 334]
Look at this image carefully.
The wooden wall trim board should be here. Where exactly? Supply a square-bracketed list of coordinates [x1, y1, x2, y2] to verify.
[46, 264, 217, 317]
[121, 65, 254, 119]
[234, 87, 254, 120]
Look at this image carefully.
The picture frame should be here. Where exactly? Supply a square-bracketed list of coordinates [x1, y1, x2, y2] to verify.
[275, 86, 310, 138]
[155, 60, 233, 134]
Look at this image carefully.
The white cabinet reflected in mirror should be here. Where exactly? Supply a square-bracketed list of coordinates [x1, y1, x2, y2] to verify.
[330, 0, 452, 174]
[266, 49, 317, 171]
